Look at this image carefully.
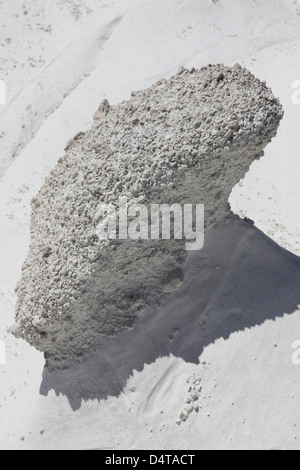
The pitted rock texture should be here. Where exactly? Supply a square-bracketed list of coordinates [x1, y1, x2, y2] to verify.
[12, 64, 283, 369]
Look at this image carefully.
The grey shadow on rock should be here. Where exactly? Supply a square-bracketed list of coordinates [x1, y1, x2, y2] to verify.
[40, 212, 300, 410]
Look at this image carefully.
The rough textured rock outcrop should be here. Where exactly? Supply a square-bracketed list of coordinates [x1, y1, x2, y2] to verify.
[11, 64, 283, 369]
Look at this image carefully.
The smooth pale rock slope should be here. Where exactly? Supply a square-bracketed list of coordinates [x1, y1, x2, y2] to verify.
[11, 64, 283, 369]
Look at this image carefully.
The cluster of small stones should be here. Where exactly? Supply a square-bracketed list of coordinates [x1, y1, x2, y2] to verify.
[177, 374, 202, 424]
[12, 64, 283, 365]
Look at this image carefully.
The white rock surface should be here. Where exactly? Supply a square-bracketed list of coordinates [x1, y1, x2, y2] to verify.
[12, 63, 282, 369]
[1, 0, 300, 450]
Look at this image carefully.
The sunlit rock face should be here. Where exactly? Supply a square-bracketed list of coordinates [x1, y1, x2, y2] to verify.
[11, 64, 283, 369]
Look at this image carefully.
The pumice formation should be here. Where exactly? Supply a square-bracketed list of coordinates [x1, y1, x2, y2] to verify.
[11, 64, 283, 369]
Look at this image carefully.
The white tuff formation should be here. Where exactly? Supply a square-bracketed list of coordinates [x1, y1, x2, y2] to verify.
[11, 64, 283, 369]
